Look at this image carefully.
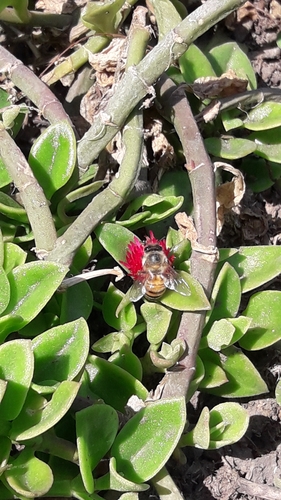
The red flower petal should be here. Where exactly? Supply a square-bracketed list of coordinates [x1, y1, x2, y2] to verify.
[120, 236, 144, 279]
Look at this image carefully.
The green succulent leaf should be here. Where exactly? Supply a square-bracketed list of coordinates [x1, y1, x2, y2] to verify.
[111, 398, 186, 483]
[86, 356, 148, 412]
[10, 381, 80, 440]
[3, 242, 26, 273]
[240, 291, 281, 350]
[160, 271, 210, 311]
[0, 192, 28, 223]
[208, 402, 249, 448]
[240, 157, 281, 193]
[249, 127, 281, 163]
[180, 43, 216, 82]
[82, 0, 125, 33]
[243, 101, 281, 130]
[141, 302, 172, 344]
[180, 406, 210, 449]
[118, 194, 184, 230]
[110, 345, 143, 380]
[96, 223, 135, 265]
[76, 404, 119, 494]
[204, 316, 252, 351]
[32, 318, 89, 384]
[208, 42, 257, 89]
[95, 457, 149, 492]
[198, 349, 228, 389]
[5, 447, 53, 497]
[0, 339, 33, 421]
[226, 246, 281, 292]
[0, 266, 10, 315]
[0, 158, 12, 189]
[209, 346, 268, 397]
[3, 261, 68, 334]
[60, 280, 93, 322]
[0, 435, 11, 469]
[148, 0, 182, 39]
[92, 331, 129, 354]
[205, 137, 256, 159]
[204, 262, 241, 330]
[206, 319, 235, 351]
[29, 122, 76, 200]
[102, 283, 137, 331]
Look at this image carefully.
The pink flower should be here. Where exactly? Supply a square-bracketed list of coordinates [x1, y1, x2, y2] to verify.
[121, 231, 175, 280]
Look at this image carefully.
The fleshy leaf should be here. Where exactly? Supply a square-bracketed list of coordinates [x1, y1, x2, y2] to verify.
[110, 345, 143, 380]
[240, 157, 281, 193]
[240, 291, 281, 350]
[96, 223, 135, 265]
[10, 381, 80, 440]
[160, 271, 210, 311]
[0, 266, 10, 315]
[32, 318, 89, 384]
[3, 261, 68, 332]
[118, 194, 184, 230]
[102, 283, 137, 331]
[5, 448, 53, 497]
[208, 402, 249, 448]
[3, 242, 26, 273]
[141, 302, 172, 344]
[111, 398, 186, 483]
[249, 127, 281, 163]
[60, 280, 93, 322]
[208, 42, 257, 89]
[76, 404, 119, 494]
[205, 137, 256, 159]
[148, 0, 182, 39]
[95, 457, 149, 492]
[198, 349, 228, 389]
[0, 339, 33, 421]
[180, 43, 216, 82]
[86, 356, 148, 412]
[209, 346, 268, 397]
[29, 122, 76, 199]
[204, 263, 241, 330]
[226, 246, 281, 292]
[243, 102, 281, 131]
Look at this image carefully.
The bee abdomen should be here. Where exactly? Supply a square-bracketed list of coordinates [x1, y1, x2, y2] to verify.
[144, 277, 166, 300]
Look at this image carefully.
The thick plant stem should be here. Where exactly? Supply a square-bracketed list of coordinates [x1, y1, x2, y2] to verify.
[154, 75, 217, 400]
[0, 46, 73, 127]
[46, 6, 150, 266]
[0, 128, 57, 253]
[77, 0, 247, 168]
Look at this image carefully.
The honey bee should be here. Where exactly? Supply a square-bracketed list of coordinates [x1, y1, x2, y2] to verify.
[129, 242, 190, 302]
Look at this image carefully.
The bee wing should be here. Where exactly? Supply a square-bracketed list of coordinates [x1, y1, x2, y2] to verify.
[163, 269, 191, 297]
[129, 280, 146, 302]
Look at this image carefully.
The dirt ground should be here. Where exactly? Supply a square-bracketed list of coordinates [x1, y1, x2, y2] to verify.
[1, 1, 281, 499]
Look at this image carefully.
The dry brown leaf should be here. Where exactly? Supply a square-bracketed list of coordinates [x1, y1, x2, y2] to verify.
[215, 162, 246, 235]
[88, 38, 126, 87]
[236, 1, 259, 23]
[202, 101, 221, 123]
[191, 70, 248, 100]
[270, 0, 281, 18]
[146, 119, 175, 168]
[175, 212, 198, 244]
